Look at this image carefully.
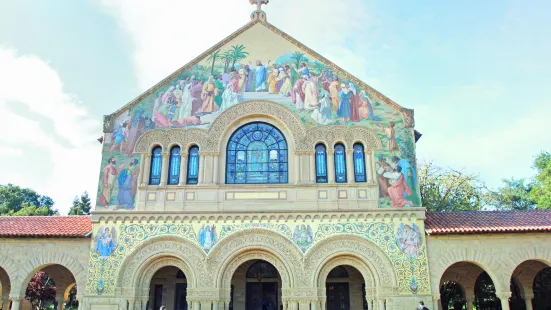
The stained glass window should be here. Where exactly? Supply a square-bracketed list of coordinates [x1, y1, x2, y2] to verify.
[315, 144, 328, 183]
[168, 146, 181, 185]
[353, 143, 367, 183]
[149, 146, 162, 185]
[226, 122, 288, 184]
[187, 146, 199, 185]
[334, 143, 347, 183]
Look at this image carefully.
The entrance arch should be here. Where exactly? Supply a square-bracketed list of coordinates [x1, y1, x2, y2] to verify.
[322, 265, 370, 310]
[510, 259, 551, 310]
[0, 266, 10, 310]
[230, 260, 282, 310]
[148, 265, 189, 310]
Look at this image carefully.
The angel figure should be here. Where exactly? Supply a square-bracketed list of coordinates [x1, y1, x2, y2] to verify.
[293, 224, 313, 250]
[95, 226, 117, 259]
[199, 224, 217, 251]
[396, 223, 422, 258]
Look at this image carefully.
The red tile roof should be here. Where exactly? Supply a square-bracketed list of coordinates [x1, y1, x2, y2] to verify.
[0, 216, 92, 238]
[425, 210, 551, 235]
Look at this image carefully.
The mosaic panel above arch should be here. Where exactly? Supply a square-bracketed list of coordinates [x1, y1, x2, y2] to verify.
[85, 219, 430, 296]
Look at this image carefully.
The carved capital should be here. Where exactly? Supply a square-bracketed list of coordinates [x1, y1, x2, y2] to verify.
[9, 296, 25, 302]
[432, 295, 441, 302]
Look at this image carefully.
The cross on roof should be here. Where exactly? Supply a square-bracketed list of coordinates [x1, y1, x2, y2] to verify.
[250, 0, 269, 12]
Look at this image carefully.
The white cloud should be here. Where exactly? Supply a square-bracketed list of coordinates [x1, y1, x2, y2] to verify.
[0, 48, 102, 214]
[96, 0, 380, 90]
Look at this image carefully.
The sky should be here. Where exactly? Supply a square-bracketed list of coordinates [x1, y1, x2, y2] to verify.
[0, 0, 550, 215]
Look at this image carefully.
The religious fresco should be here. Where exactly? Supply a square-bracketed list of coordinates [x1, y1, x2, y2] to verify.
[86, 220, 430, 296]
[95, 22, 419, 210]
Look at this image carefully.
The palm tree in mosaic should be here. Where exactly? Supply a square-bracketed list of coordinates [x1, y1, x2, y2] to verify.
[313, 61, 325, 75]
[291, 51, 306, 69]
[220, 50, 233, 72]
[207, 49, 221, 75]
[230, 44, 249, 70]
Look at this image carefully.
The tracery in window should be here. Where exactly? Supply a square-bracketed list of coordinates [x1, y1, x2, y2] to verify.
[353, 143, 367, 183]
[334, 143, 347, 183]
[149, 146, 162, 185]
[315, 144, 328, 183]
[187, 146, 199, 185]
[168, 146, 181, 185]
[226, 122, 288, 184]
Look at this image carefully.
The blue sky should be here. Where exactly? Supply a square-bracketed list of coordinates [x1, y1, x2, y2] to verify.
[0, 0, 549, 214]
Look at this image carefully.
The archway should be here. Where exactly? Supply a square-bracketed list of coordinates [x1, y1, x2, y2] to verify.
[438, 262, 501, 310]
[0, 266, 11, 310]
[324, 265, 369, 310]
[19, 264, 77, 310]
[230, 260, 282, 310]
[148, 266, 189, 310]
[510, 260, 551, 310]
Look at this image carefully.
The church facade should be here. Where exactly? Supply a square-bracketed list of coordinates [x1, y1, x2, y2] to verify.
[0, 4, 550, 310]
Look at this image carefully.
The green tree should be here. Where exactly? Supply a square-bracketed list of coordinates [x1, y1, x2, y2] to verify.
[220, 50, 233, 72]
[418, 161, 491, 212]
[230, 45, 249, 70]
[490, 178, 536, 210]
[206, 49, 221, 75]
[530, 151, 551, 209]
[312, 61, 325, 75]
[0, 184, 58, 216]
[68, 191, 92, 215]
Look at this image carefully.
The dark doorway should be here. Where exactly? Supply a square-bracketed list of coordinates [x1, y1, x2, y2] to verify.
[174, 283, 187, 310]
[246, 282, 278, 310]
[326, 282, 350, 310]
[153, 284, 163, 310]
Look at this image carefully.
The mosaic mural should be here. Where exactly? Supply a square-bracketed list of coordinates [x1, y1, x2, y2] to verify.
[95, 23, 419, 210]
[86, 221, 430, 296]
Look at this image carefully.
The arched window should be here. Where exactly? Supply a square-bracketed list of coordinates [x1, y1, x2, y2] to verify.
[315, 144, 328, 183]
[226, 122, 288, 184]
[353, 143, 367, 182]
[334, 143, 347, 183]
[246, 261, 278, 279]
[167, 146, 181, 185]
[149, 146, 162, 185]
[187, 146, 199, 185]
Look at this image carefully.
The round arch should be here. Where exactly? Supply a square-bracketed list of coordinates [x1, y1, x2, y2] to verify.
[209, 100, 306, 153]
[13, 251, 86, 298]
[305, 234, 397, 289]
[134, 128, 208, 154]
[116, 235, 205, 295]
[207, 228, 303, 289]
[317, 256, 376, 289]
[431, 254, 504, 297]
[503, 247, 551, 283]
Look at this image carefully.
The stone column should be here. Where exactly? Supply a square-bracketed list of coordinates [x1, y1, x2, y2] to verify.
[200, 301, 211, 309]
[524, 294, 534, 310]
[310, 300, 320, 310]
[432, 295, 441, 310]
[198, 154, 205, 185]
[212, 154, 219, 184]
[1, 296, 9, 310]
[294, 153, 300, 184]
[298, 301, 310, 310]
[178, 151, 188, 186]
[497, 292, 511, 310]
[130, 298, 140, 310]
[10, 297, 24, 310]
[346, 149, 354, 183]
[365, 150, 373, 183]
[159, 152, 169, 186]
[377, 298, 385, 310]
[192, 301, 200, 310]
[319, 297, 326, 310]
[141, 154, 151, 186]
[465, 295, 474, 310]
[327, 150, 335, 183]
[288, 301, 298, 310]
[309, 153, 316, 183]
[56, 296, 65, 310]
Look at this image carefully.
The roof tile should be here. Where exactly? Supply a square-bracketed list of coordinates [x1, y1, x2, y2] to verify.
[425, 210, 551, 235]
[0, 216, 92, 238]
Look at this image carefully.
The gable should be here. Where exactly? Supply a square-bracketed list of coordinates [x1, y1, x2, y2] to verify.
[97, 19, 420, 210]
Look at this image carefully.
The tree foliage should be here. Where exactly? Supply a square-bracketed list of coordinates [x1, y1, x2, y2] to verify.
[490, 178, 536, 210]
[530, 151, 551, 209]
[0, 184, 58, 216]
[26, 271, 56, 310]
[68, 191, 92, 216]
[418, 161, 491, 212]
